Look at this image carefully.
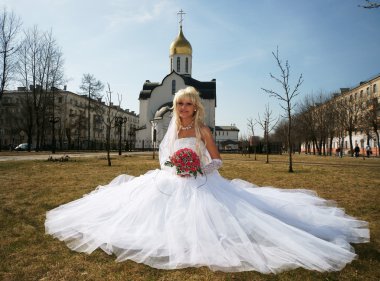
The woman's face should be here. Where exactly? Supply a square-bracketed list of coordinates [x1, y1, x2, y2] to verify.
[176, 97, 196, 120]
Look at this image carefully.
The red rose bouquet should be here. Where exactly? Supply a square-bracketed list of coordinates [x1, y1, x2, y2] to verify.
[164, 148, 203, 178]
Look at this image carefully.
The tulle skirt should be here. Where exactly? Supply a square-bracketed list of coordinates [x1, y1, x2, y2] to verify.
[45, 169, 369, 273]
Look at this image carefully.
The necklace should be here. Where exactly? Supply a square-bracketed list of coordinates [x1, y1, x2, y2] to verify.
[181, 121, 194, 130]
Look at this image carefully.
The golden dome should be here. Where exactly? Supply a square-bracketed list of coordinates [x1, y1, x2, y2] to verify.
[169, 26, 192, 56]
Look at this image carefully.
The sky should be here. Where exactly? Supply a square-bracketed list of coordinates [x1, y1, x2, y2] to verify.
[2, 0, 380, 137]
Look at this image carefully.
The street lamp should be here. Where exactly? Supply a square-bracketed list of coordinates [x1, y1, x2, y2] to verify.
[150, 120, 158, 159]
[128, 127, 136, 151]
[115, 116, 128, 155]
[49, 116, 60, 154]
[264, 120, 269, 164]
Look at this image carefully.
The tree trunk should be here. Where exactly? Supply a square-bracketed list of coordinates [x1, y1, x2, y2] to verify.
[287, 107, 293, 173]
[348, 131, 354, 156]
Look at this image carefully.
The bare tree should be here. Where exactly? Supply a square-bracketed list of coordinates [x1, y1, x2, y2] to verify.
[262, 47, 303, 172]
[103, 83, 116, 166]
[0, 8, 22, 100]
[308, 92, 334, 156]
[72, 110, 86, 150]
[238, 133, 249, 156]
[359, 0, 380, 9]
[40, 30, 65, 153]
[256, 104, 279, 163]
[324, 96, 338, 156]
[80, 73, 104, 149]
[338, 94, 362, 155]
[360, 96, 379, 151]
[15, 26, 65, 151]
[294, 96, 315, 154]
[272, 119, 288, 151]
[246, 118, 256, 159]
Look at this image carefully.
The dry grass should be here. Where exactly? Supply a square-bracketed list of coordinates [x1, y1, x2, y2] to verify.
[0, 152, 379, 281]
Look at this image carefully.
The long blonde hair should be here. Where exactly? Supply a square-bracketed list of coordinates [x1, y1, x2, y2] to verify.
[173, 86, 206, 156]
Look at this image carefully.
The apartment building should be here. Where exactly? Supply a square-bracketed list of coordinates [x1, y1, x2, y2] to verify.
[0, 87, 138, 151]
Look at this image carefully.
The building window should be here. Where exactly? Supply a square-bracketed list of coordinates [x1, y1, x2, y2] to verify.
[177, 57, 180, 72]
[58, 97, 62, 103]
[172, 80, 176, 95]
[366, 87, 370, 96]
[373, 84, 377, 93]
[185, 58, 189, 73]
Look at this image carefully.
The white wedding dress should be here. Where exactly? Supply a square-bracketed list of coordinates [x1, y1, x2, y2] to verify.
[45, 137, 369, 273]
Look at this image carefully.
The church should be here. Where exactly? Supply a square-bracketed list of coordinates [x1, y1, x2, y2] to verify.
[135, 12, 217, 150]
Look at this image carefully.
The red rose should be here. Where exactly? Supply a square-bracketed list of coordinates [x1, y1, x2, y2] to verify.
[164, 148, 203, 178]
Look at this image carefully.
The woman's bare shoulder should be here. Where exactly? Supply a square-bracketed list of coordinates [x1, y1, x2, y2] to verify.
[200, 125, 212, 138]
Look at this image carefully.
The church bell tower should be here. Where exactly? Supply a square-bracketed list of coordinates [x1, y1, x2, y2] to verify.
[169, 9, 192, 77]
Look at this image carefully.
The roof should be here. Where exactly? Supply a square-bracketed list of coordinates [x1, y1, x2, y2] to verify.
[169, 26, 192, 56]
[154, 103, 173, 120]
[139, 72, 216, 101]
[215, 126, 240, 132]
[349, 73, 380, 92]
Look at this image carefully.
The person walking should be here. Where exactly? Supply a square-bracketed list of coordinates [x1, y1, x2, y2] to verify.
[366, 144, 371, 158]
[354, 144, 360, 158]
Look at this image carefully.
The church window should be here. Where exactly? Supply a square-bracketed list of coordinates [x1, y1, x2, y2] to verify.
[177, 57, 180, 72]
[185, 58, 189, 73]
[172, 80, 176, 94]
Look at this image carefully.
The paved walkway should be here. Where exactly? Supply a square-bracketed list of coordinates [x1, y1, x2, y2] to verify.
[0, 151, 151, 162]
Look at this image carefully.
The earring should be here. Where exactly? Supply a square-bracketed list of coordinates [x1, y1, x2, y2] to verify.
[194, 109, 197, 112]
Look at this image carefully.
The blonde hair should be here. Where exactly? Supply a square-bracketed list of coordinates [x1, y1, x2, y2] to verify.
[173, 86, 206, 155]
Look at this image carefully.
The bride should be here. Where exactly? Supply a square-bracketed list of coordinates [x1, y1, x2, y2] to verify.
[45, 86, 369, 273]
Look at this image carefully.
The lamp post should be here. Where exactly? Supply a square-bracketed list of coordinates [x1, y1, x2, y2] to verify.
[49, 116, 60, 154]
[128, 127, 135, 152]
[150, 120, 157, 159]
[264, 120, 269, 164]
[115, 116, 127, 155]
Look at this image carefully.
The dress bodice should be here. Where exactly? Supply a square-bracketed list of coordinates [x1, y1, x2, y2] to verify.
[173, 137, 198, 151]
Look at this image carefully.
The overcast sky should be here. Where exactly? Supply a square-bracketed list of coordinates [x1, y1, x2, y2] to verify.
[2, 0, 380, 136]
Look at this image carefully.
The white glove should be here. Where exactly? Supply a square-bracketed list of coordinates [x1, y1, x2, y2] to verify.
[202, 159, 222, 174]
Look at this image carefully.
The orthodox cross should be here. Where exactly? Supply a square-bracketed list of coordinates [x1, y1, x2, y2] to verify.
[177, 9, 186, 27]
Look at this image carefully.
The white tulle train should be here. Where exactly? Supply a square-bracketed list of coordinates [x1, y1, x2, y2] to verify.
[45, 138, 369, 273]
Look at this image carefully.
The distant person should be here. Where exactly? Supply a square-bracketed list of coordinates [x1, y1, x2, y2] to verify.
[354, 144, 360, 158]
[366, 145, 371, 158]
[45, 86, 369, 273]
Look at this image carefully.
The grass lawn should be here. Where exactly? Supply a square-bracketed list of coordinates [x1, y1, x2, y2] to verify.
[0, 153, 379, 281]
